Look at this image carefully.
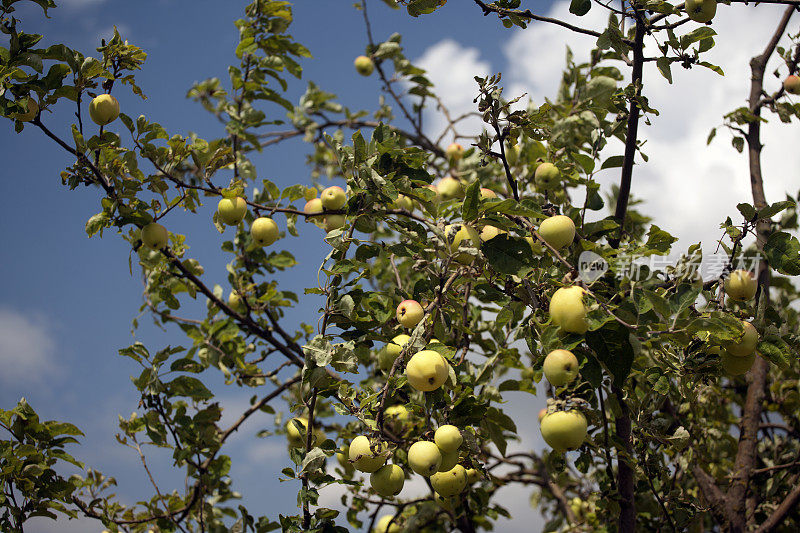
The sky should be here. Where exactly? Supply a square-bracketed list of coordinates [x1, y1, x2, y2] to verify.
[0, 0, 799, 532]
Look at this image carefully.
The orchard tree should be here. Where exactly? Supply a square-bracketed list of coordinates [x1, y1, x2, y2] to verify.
[2, 0, 800, 532]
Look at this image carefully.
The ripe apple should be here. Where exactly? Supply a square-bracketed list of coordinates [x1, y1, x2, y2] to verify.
[446, 142, 464, 161]
[349, 435, 387, 473]
[379, 334, 411, 370]
[321, 185, 347, 210]
[537, 408, 548, 423]
[217, 197, 248, 226]
[480, 188, 497, 199]
[370, 464, 405, 498]
[437, 177, 463, 201]
[141, 222, 168, 250]
[384, 405, 410, 434]
[430, 464, 467, 497]
[466, 467, 481, 484]
[724, 269, 757, 301]
[286, 417, 311, 448]
[89, 94, 120, 125]
[726, 320, 758, 357]
[392, 194, 413, 211]
[538, 215, 575, 250]
[12, 97, 38, 122]
[540, 410, 587, 451]
[543, 349, 579, 386]
[549, 286, 589, 334]
[438, 449, 459, 472]
[396, 300, 424, 328]
[480, 225, 506, 242]
[721, 351, 756, 376]
[407, 440, 442, 476]
[374, 515, 401, 533]
[304, 197, 325, 227]
[534, 162, 560, 190]
[405, 350, 449, 392]
[228, 290, 246, 313]
[354, 55, 374, 76]
[250, 217, 279, 246]
[685, 0, 716, 23]
[324, 214, 346, 232]
[785, 75, 800, 95]
[443, 223, 480, 264]
[434, 425, 462, 453]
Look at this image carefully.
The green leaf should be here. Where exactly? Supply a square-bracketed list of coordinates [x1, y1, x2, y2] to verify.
[601, 155, 625, 170]
[569, 0, 592, 16]
[585, 323, 634, 386]
[764, 232, 800, 275]
[406, 0, 446, 17]
[462, 180, 480, 222]
[656, 57, 673, 83]
[758, 335, 794, 370]
[758, 200, 795, 220]
[737, 203, 757, 221]
[481, 235, 534, 276]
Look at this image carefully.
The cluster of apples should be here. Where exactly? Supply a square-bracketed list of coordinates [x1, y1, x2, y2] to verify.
[303, 186, 348, 232]
[718, 269, 761, 375]
[538, 349, 588, 451]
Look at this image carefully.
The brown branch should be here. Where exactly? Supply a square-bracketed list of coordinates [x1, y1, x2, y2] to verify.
[693, 464, 729, 524]
[755, 477, 800, 532]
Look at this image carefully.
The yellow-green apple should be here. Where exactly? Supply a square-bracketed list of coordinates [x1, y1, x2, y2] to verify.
[726, 320, 758, 357]
[443, 223, 480, 264]
[349, 435, 387, 473]
[430, 464, 467, 497]
[407, 440, 442, 476]
[437, 177, 463, 200]
[141, 222, 168, 250]
[466, 467, 481, 484]
[438, 449, 459, 472]
[228, 290, 246, 313]
[321, 185, 347, 210]
[543, 349, 579, 386]
[392, 194, 413, 211]
[250, 217, 279, 246]
[405, 350, 449, 392]
[384, 405, 410, 434]
[396, 299, 424, 328]
[324, 214, 346, 232]
[549, 286, 589, 334]
[446, 142, 464, 161]
[540, 410, 587, 451]
[538, 215, 575, 250]
[785, 75, 800, 94]
[12, 98, 38, 122]
[721, 351, 756, 376]
[286, 417, 311, 448]
[685, 0, 716, 23]
[724, 269, 757, 301]
[304, 197, 325, 227]
[336, 445, 353, 471]
[480, 225, 506, 242]
[370, 464, 405, 498]
[354, 55, 374, 76]
[89, 94, 120, 125]
[374, 515, 401, 533]
[480, 188, 497, 199]
[434, 425, 462, 453]
[379, 334, 411, 370]
[217, 197, 247, 226]
[534, 162, 560, 190]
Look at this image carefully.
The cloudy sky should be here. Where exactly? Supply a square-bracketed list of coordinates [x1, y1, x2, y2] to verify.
[1, 1, 798, 532]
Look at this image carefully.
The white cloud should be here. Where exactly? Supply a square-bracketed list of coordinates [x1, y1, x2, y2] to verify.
[0, 308, 57, 385]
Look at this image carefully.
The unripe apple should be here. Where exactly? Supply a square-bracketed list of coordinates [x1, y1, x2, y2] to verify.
[141, 222, 168, 250]
[438, 449, 459, 472]
[685, 0, 716, 23]
[321, 185, 347, 210]
[721, 351, 755, 376]
[543, 349, 579, 386]
[726, 320, 758, 357]
[392, 194, 413, 211]
[349, 435, 387, 473]
[540, 410, 587, 451]
[12, 97, 38, 122]
[354, 55, 374, 76]
[405, 350, 449, 392]
[446, 142, 464, 161]
[217, 197, 248, 226]
[538, 215, 575, 250]
[434, 425, 462, 453]
[374, 515, 401, 533]
[324, 214, 346, 232]
[437, 176, 464, 201]
[724, 269, 757, 301]
[286, 417, 311, 448]
[785, 75, 800, 95]
[430, 464, 467, 497]
[396, 300, 424, 328]
[250, 217, 279, 246]
[538, 408, 548, 423]
[336, 445, 353, 471]
[384, 405, 410, 434]
[534, 162, 560, 190]
[443, 223, 480, 264]
[407, 440, 442, 476]
[466, 467, 481, 484]
[379, 334, 411, 370]
[480, 188, 497, 199]
[304, 197, 325, 227]
[549, 286, 588, 334]
[89, 94, 120, 125]
[370, 463, 405, 498]
[480, 225, 506, 242]
[228, 290, 246, 313]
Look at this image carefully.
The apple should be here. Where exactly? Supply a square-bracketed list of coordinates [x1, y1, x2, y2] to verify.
[349, 435, 387, 473]
[438, 449, 459, 472]
[538, 215, 575, 250]
[443, 223, 480, 264]
[336, 445, 353, 471]
[250, 217, 279, 246]
[446, 142, 464, 161]
[141, 222, 168, 250]
[89, 94, 120, 126]
[370, 464, 405, 498]
[384, 405, 410, 434]
[324, 214, 346, 232]
[543, 349, 579, 386]
[405, 350, 449, 392]
[392, 194, 413, 211]
[374, 515, 401, 533]
[534, 162, 560, 190]
[434, 425, 462, 453]
[12, 97, 38, 122]
[286, 417, 311, 448]
[407, 440, 442, 476]
[217, 197, 248, 226]
[354, 55, 374, 76]
[379, 334, 411, 370]
[434, 493, 456, 512]
[721, 351, 756, 376]
[685, 0, 716, 23]
[466, 467, 481, 484]
[228, 290, 246, 313]
[724, 269, 757, 301]
[785, 75, 800, 95]
[480, 188, 497, 199]
[304, 197, 325, 227]
[321, 185, 347, 210]
[540, 410, 587, 451]
[437, 177, 464, 200]
[726, 320, 758, 357]
[480, 225, 506, 242]
[538, 408, 548, 423]
[549, 286, 589, 334]
[396, 299, 424, 328]
[430, 464, 467, 497]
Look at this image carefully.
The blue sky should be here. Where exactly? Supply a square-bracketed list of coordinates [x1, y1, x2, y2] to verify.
[1, 0, 799, 532]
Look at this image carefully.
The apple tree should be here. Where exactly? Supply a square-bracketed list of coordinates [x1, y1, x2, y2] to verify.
[2, 0, 800, 532]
